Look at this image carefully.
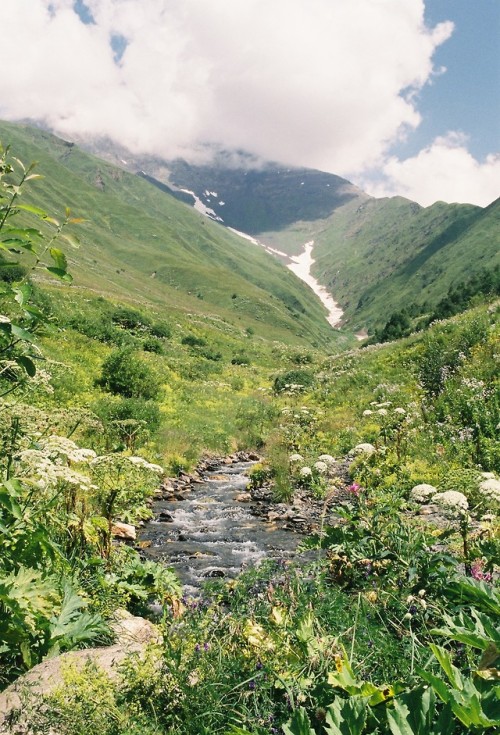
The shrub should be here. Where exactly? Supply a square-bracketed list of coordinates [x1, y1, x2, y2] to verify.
[273, 369, 314, 394]
[142, 336, 164, 354]
[96, 348, 162, 400]
[150, 320, 172, 339]
[181, 334, 207, 347]
[111, 306, 151, 331]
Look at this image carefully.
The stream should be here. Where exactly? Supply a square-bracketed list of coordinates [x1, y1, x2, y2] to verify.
[138, 462, 301, 594]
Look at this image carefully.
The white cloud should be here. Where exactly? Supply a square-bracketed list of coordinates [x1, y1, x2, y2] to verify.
[363, 133, 500, 207]
[0, 1, 452, 163]
[4, 0, 496, 207]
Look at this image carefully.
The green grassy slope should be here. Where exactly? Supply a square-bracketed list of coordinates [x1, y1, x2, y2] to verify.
[262, 194, 499, 332]
[0, 120, 346, 349]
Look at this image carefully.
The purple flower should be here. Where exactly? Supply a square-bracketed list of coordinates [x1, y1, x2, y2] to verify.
[248, 680, 256, 690]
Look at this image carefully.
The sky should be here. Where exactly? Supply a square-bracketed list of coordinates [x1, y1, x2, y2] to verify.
[0, 0, 498, 207]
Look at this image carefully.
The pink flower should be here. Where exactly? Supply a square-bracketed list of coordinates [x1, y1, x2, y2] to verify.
[470, 560, 492, 583]
[348, 483, 361, 496]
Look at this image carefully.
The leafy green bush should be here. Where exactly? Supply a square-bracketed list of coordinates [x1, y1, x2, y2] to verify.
[111, 306, 151, 331]
[273, 369, 314, 394]
[97, 348, 162, 400]
[150, 320, 172, 339]
[181, 334, 207, 347]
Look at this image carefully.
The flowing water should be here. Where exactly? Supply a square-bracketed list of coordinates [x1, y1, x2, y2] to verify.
[138, 462, 301, 594]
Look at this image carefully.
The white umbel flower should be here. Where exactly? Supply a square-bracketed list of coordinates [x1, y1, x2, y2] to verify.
[300, 466, 312, 477]
[350, 443, 376, 456]
[289, 453, 304, 463]
[317, 454, 336, 466]
[432, 491, 469, 512]
[410, 484, 437, 503]
[478, 478, 500, 506]
[313, 461, 328, 475]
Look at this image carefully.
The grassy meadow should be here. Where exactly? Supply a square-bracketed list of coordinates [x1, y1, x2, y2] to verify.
[0, 135, 499, 734]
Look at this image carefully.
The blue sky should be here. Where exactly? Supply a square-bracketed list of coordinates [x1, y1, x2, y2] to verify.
[395, 0, 500, 162]
[1, 1, 498, 206]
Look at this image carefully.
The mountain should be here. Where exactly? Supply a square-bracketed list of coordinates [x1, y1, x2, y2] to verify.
[20, 125, 499, 335]
[118, 152, 499, 333]
[0, 120, 348, 349]
[310, 195, 500, 330]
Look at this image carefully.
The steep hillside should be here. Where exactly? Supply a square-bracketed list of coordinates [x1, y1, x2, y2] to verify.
[77, 141, 366, 250]
[0, 121, 346, 348]
[310, 195, 499, 330]
[55, 129, 500, 334]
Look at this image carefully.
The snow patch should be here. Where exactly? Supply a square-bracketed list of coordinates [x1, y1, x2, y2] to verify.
[180, 188, 224, 222]
[288, 241, 343, 327]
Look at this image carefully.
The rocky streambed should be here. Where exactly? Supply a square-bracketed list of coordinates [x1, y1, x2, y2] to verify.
[137, 452, 353, 593]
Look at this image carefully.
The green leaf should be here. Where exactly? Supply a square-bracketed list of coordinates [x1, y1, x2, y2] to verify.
[4, 227, 43, 240]
[15, 355, 36, 377]
[45, 266, 73, 283]
[386, 700, 416, 735]
[13, 284, 32, 307]
[49, 247, 68, 271]
[10, 324, 36, 342]
[16, 203, 48, 218]
[325, 697, 367, 735]
[429, 644, 463, 690]
[283, 708, 317, 735]
[60, 232, 80, 249]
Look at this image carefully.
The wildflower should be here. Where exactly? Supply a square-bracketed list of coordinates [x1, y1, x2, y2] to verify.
[317, 454, 336, 466]
[432, 490, 469, 512]
[410, 484, 437, 504]
[350, 443, 376, 456]
[362, 409, 373, 416]
[394, 407, 406, 415]
[289, 453, 304, 463]
[478, 478, 500, 507]
[314, 461, 328, 475]
[300, 467, 312, 477]
[348, 483, 360, 496]
[470, 559, 493, 583]
[377, 408, 388, 416]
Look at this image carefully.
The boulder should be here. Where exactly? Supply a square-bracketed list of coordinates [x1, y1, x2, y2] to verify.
[0, 610, 161, 733]
[111, 521, 136, 540]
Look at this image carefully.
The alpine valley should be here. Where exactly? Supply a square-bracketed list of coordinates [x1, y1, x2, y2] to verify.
[0, 119, 499, 735]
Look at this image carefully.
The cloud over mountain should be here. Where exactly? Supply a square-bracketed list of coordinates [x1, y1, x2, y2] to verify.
[0, 1, 497, 205]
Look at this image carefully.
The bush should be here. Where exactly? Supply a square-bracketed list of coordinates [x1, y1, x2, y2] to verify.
[0, 262, 28, 283]
[96, 348, 162, 400]
[142, 337, 164, 354]
[111, 306, 151, 331]
[181, 334, 207, 347]
[273, 369, 314, 394]
[92, 396, 162, 449]
[150, 320, 172, 339]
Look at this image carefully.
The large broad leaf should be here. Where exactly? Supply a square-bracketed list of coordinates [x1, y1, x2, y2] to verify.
[48, 582, 108, 654]
[325, 697, 367, 735]
[11, 324, 36, 342]
[283, 708, 317, 735]
[13, 284, 32, 307]
[444, 578, 500, 616]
